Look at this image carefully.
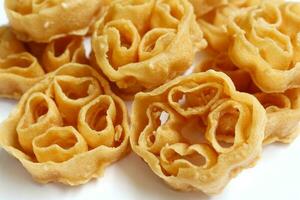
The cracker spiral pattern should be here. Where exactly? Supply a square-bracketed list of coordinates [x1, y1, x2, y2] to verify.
[92, 0, 207, 95]
[190, 0, 283, 52]
[228, 2, 300, 92]
[131, 71, 266, 194]
[0, 52, 45, 99]
[0, 64, 129, 185]
[195, 51, 300, 144]
[0, 26, 87, 98]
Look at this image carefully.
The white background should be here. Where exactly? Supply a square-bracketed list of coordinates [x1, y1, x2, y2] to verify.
[0, 1, 300, 200]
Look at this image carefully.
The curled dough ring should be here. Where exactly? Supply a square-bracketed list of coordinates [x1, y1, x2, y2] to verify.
[0, 63, 129, 185]
[4, 0, 110, 42]
[228, 2, 300, 92]
[92, 0, 207, 95]
[0, 52, 45, 99]
[195, 51, 300, 144]
[131, 70, 266, 195]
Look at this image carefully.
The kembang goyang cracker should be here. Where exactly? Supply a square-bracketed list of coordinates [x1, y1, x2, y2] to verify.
[92, 0, 207, 96]
[255, 91, 300, 144]
[41, 36, 88, 72]
[131, 71, 266, 195]
[0, 27, 45, 99]
[0, 52, 44, 99]
[190, 0, 283, 52]
[0, 64, 129, 185]
[4, 0, 110, 42]
[195, 51, 300, 144]
[25, 35, 88, 72]
[0, 26, 88, 99]
[228, 2, 300, 92]
[189, 0, 265, 19]
[188, 0, 227, 18]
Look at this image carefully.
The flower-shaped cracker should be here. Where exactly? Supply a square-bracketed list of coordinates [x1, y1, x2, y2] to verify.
[92, 0, 207, 95]
[228, 2, 300, 92]
[195, 51, 300, 144]
[0, 27, 44, 99]
[190, 0, 283, 52]
[0, 27, 87, 98]
[0, 52, 45, 99]
[195, 51, 254, 92]
[279, 2, 300, 38]
[131, 71, 266, 194]
[255, 90, 300, 144]
[189, 0, 227, 18]
[4, 0, 110, 42]
[189, 0, 272, 18]
[0, 64, 129, 185]
[41, 36, 88, 72]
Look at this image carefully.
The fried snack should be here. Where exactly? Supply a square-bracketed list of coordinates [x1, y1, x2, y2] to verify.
[195, 52, 300, 144]
[196, 4, 241, 52]
[42, 36, 88, 72]
[255, 90, 300, 144]
[279, 2, 300, 64]
[33, 126, 88, 163]
[195, 51, 254, 92]
[279, 2, 300, 39]
[191, 0, 283, 52]
[17, 92, 63, 154]
[0, 52, 45, 99]
[131, 71, 266, 194]
[188, 0, 227, 18]
[0, 28, 87, 98]
[0, 64, 129, 185]
[0, 26, 25, 58]
[189, 0, 283, 18]
[4, 0, 110, 42]
[228, 2, 300, 93]
[92, 0, 207, 95]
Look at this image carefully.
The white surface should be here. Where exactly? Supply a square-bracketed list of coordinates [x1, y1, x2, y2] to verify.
[0, 1, 300, 200]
